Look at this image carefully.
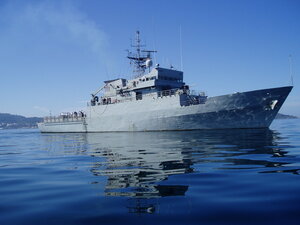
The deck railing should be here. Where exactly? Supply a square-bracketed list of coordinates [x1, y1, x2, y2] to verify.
[44, 115, 85, 123]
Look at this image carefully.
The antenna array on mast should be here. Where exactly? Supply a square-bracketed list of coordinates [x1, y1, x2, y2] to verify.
[127, 31, 157, 77]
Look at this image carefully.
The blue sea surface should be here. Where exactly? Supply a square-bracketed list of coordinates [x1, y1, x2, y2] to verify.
[1, 119, 300, 225]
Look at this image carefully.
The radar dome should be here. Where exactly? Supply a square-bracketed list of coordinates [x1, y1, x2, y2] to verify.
[145, 58, 153, 68]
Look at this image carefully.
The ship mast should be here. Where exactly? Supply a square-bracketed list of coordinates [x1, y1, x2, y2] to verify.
[127, 31, 157, 77]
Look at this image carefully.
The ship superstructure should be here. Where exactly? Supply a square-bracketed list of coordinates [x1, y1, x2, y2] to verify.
[90, 31, 204, 108]
[38, 31, 292, 132]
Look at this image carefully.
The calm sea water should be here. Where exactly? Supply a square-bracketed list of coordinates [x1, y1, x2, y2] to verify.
[1, 119, 300, 225]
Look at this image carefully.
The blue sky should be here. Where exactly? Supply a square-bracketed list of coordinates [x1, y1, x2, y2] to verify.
[0, 0, 299, 117]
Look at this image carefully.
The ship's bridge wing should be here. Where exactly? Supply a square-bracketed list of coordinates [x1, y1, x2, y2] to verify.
[128, 67, 184, 91]
[156, 67, 183, 81]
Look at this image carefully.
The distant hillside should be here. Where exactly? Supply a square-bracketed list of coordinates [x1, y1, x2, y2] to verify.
[276, 113, 298, 119]
[0, 113, 42, 129]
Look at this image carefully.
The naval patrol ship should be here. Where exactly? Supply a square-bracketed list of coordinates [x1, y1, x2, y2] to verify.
[38, 31, 293, 132]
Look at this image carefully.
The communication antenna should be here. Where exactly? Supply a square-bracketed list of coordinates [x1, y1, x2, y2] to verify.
[152, 16, 157, 65]
[289, 54, 294, 86]
[180, 25, 183, 71]
[127, 31, 157, 77]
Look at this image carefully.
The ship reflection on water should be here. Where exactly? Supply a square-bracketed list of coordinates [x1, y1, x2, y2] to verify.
[42, 128, 291, 213]
[89, 132, 194, 199]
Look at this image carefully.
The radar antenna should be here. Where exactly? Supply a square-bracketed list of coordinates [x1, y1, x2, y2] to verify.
[127, 31, 157, 77]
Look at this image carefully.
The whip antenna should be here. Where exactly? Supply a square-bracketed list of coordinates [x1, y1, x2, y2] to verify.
[289, 54, 294, 86]
[180, 25, 183, 71]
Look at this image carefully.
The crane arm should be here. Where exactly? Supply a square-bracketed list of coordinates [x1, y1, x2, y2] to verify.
[91, 85, 105, 97]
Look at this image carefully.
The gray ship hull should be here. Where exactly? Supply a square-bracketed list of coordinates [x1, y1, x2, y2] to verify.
[38, 86, 293, 132]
